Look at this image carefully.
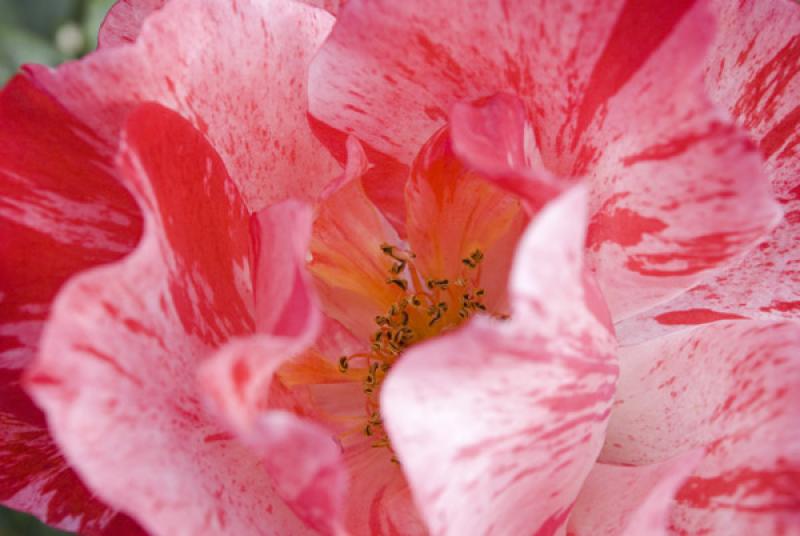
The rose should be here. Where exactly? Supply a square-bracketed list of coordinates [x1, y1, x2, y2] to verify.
[1, 0, 798, 535]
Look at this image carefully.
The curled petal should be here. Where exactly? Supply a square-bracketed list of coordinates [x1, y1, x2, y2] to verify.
[26, 104, 310, 535]
[29, 0, 339, 210]
[382, 186, 617, 535]
[568, 452, 702, 536]
[603, 320, 800, 534]
[449, 93, 565, 211]
[97, 0, 168, 48]
[201, 199, 350, 534]
[200, 340, 347, 535]
[252, 202, 319, 338]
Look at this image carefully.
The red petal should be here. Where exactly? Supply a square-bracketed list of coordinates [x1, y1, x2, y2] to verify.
[97, 0, 168, 48]
[29, 0, 339, 210]
[568, 452, 702, 536]
[603, 320, 800, 534]
[381, 186, 617, 535]
[0, 75, 143, 533]
[27, 104, 310, 535]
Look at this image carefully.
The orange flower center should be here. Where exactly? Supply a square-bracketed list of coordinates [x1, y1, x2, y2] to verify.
[336, 243, 497, 455]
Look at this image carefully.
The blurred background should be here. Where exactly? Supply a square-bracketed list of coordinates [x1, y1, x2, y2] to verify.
[1, 1, 116, 532]
[0, 0, 115, 83]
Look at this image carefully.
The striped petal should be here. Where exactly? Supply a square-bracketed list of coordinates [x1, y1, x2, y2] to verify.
[0, 75, 143, 534]
[617, 0, 800, 343]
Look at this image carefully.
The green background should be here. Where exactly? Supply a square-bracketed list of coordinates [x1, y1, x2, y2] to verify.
[1, 2, 117, 534]
[0, 0, 115, 83]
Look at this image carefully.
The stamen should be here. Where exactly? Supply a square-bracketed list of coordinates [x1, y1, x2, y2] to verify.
[387, 278, 408, 291]
[340, 243, 498, 455]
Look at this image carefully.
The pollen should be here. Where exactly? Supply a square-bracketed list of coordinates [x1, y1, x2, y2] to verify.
[338, 243, 492, 455]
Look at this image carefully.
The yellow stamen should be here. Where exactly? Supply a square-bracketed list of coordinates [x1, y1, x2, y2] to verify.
[338, 244, 497, 455]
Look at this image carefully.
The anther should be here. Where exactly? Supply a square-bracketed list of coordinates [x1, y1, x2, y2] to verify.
[338, 356, 349, 372]
[387, 278, 408, 291]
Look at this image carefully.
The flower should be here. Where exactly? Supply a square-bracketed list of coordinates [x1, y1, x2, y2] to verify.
[0, 0, 798, 535]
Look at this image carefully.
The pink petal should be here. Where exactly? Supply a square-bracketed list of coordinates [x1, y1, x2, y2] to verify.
[0, 75, 143, 533]
[308, 0, 649, 164]
[449, 93, 566, 211]
[581, 0, 780, 320]
[27, 104, 311, 535]
[618, 0, 800, 341]
[29, 0, 339, 211]
[297, 0, 344, 15]
[251, 202, 320, 338]
[309, 137, 406, 341]
[404, 126, 527, 312]
[567, 452, 702, 536]
[97, 0, 168, 48]
[602, 320, 800, 534]
[381, 186, 618, 535]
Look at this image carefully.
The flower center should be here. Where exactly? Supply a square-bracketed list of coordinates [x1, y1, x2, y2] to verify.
[336, 243, 493, 455]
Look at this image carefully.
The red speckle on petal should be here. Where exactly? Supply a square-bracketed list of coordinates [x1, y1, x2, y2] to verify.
[654, 308, 747, 325]
[676, 467, 800, 512]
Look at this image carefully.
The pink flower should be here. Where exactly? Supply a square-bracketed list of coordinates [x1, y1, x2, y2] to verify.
[0, 0, 798, 535]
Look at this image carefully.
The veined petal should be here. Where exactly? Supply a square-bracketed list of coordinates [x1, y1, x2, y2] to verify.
[26, 104, 310, 536]
[618, 0, 800, 342]
[567, 452, 702, 536]
[97, 0, 168, 48]
[381, 186, 618, 535]
[29, 0, 339, 211]
[0, 75, 142, 533]
[603, 320, 800, 534]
